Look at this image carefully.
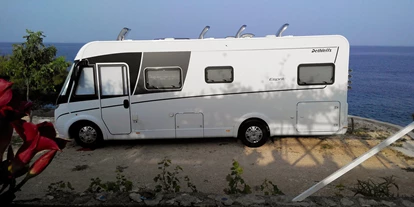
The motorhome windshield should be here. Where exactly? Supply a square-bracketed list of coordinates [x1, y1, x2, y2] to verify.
[59, 63, 74, 96]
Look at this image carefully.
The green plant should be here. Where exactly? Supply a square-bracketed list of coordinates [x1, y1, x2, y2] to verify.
[391, 143, 403, 148]
[259, 179, 284, 195]
[153, 158, 182, 193]
[153, 157, 197, 193]
[334, 183, 346, 197]
[47, 181, 74, 195]
[72, 165, 89, 171]
[185, 176, 198, 193]
[115, 168, 133, 192]
[224, 160, 251, 195]
[87, 167, 132, 193]
[320, 143, 334, 150]
[351, 176, 399, 197]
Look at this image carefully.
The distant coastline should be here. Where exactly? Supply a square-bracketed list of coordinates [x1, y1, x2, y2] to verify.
[1, 43, 413, 127]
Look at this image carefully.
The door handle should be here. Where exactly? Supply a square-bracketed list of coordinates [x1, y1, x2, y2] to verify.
[123, 99, 129, 109]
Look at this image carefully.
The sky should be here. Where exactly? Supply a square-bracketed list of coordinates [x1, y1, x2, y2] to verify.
[0, 0, 413, 46]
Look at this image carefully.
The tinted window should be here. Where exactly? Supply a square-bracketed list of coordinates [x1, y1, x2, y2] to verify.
[205, 66, 234, 83]
[145, 67, 182, 90]
[75, 67, 95, 95]
[99, 65, 128, 96]
[298, 64, 335, 85]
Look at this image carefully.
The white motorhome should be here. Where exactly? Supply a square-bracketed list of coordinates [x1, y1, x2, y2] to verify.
[54, 24, 351, 148]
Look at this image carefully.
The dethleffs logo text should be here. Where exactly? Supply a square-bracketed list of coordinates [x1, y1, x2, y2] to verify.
[311, 48, 332, 53]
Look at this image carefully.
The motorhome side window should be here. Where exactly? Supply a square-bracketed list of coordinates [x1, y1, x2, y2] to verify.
[99, 64, 128, 96]
[297, 63, 335, 85]
[75, 67, 95, 95]
[205, 66, 234, 83]
[145, 67, 182, 90]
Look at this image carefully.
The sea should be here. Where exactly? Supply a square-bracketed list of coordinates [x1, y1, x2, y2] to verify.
[0, 43, 413, 127]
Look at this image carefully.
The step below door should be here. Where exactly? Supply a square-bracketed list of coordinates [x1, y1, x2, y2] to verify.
[175, 113, 204, 138]
[297, 101, 340, 132]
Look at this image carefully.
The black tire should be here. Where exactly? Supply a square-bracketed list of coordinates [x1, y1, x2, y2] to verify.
[238, 120, 269, 148]
[71, 121, 103, 149]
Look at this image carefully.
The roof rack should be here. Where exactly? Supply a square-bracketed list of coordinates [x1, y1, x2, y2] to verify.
[276, 23, 289, 37]
[117, 23, 289, 41]
[117, 27, 131, 41]
[199, 26, 210, 39]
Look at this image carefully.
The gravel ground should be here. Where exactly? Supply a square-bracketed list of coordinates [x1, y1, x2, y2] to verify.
[5, 115, 414, 202]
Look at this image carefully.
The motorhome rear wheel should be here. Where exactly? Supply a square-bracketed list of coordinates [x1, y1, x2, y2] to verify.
[238, 120, 270, 148]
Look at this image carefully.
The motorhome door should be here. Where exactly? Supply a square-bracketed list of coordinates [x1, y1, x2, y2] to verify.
[97, 63, 132, 135]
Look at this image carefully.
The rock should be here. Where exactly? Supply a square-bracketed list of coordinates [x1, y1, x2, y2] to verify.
[340, 197, 354, 206]
[129, 193, 142, 203]
[194, 197, 217, 207]
[270, 196, 311, 206]
[289, 202, 313, 207]
[176, 193, 202, 207]
[402, 200, 414, 207]
[144, 194, 163, 206]
[270, 195, 292, 203]
[73, 196, 91, 204]
[358, 198, 378, 206]
[119, 185, 126, 192]
[234, 194, 265, 206]
[166, 198, 176, 205]
[130, 188, 140, 193]
[46, 195, 54, 200]
[381, 200, 396, 207]
[95, 193, 107, 202]
[322, 198, 337, 206]
[215, 195, 234, 206]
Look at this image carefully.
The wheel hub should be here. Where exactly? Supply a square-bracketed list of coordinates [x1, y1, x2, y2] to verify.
[245, 126, 263, 143]
[79, 126, 97, 144]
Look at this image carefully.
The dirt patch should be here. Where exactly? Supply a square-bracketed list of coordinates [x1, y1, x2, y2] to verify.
[5, 116, 414, 203]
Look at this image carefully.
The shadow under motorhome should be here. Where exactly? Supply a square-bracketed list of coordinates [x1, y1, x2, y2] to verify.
[54, 24, 351, 148]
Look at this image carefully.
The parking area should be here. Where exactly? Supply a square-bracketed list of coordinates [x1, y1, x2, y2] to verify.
[12, 116, 414, 200]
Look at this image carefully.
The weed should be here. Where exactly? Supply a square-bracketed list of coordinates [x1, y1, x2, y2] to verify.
[320, 143, 334, 150]
[72, 165, 89, 171]
[153, 157, 197, 193]
[259, 179, 284, 195]
[395, 151, 414, 161]
[403, 167, 414, 172]
[47, 181, 75, 195]
[224, 160, 251, 195]
[391, 143, 403, 148]
[334, 183, 345, 197]
[350, 176, 399, 197]
[352, 128, 369, 137]
[116, 165, 128, 172]
[377, 135, 388, 140]
[185, 176, 198, 193]
[87, 167, 133, 193]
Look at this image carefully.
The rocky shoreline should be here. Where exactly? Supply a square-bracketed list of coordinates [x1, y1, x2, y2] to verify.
[11, 191, 414, 207]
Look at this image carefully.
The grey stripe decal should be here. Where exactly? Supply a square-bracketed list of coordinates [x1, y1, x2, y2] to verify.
[131, 86, 326, 104]
[134, 51, 191, 95]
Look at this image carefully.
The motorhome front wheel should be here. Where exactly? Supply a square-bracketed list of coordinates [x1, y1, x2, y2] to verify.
[70, 121, 103, 149]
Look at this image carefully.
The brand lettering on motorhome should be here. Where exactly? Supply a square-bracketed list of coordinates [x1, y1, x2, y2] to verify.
[311, 48, 332, 53]
[269, 77, 285, 81]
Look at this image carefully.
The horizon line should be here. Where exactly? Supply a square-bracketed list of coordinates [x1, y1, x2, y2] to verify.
[1, 41, 414, 48]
